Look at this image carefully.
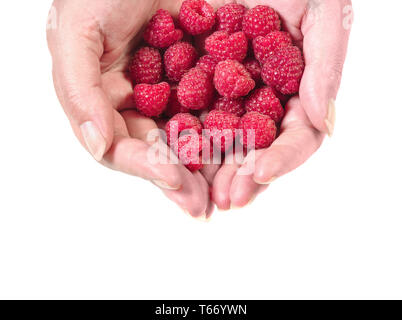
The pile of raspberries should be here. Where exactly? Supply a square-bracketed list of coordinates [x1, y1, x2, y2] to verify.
[129, 0, 305, 171]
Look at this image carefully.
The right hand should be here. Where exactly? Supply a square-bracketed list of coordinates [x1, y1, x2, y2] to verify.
[47, 0, 212, 219]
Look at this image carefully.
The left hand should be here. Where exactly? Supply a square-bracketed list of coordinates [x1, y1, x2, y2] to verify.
[206, 0, 353, 210]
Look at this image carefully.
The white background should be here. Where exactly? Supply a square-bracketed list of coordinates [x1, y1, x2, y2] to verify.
[0, 0, 401, 299]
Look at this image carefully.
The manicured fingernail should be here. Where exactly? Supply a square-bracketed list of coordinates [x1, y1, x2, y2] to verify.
[325, 99, 336, 137]
[254, 176, 277, 185]
[80, 121, 106, 162]
[152, 179, 180, 190]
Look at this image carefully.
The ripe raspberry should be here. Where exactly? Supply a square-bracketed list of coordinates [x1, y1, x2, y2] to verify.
[214, 60, 255, 98]
[212, 97, 245, 117]
[216, 3, 247, 34]
[240, 112, 277, 150]
[243, 58, 262, 83]
[129, 47, 162, 84]
[177, 67, 213, 110]
[164, 88, 189, 117]
[171, 133, 210, 171]
[196, 55, 218, 76]
[242, 5, 281, 39]
[245, 87, 284, 123]
[165, 112, 202, 144]
[204, 110, 240, 152]
[164, 42, 198, 82]
[261, 46, 305, 95]
[179, 0, 216, 35]
[271, 87, 291, 105]
[253, 31, 292, 64]
[205, 31, 248, 62]
[133, 82, 170, 117]
[143, 9, 183, 48]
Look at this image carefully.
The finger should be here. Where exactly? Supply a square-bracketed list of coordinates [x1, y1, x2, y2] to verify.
[102, 71, 135, 111]
[121, 110, 209, 219]
[211, 153, 241, 211]
[47, 17, 114, 161]
[200, 164, 221, 185]
[229, 150, 266, 208]
[162, 170, 210, 219]
[300, 0, 353, 136]
[253, 97, 325, 185]
[230, 176, 269, 209]
[102, 135, 182, 190]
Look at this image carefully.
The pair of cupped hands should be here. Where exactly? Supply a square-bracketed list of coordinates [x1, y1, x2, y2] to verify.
[47, 0, 352, 219]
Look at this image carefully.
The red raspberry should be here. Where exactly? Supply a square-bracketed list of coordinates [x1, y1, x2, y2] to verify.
[261, 46, 305, 95]
[165, 112, 202, 144]
[129, 47, 162, 84]
[164, 88, 189, 117]
[212, 97, 245, 117]
[179, 0, 216, 35]
[171, 133, 210, 171]
[196, 55, 218, 76]
[240, 112, 277, 150]
[143, 9, 183, 48]
[216, 3, 247, 34]
[214, 60, 255, 98]
[205, 31, 248, 62]
[242, 5, 281, 39]
[133, 82, 170, 117]
[243, 58, 262, 83]
[164, 42, 198, 82]
[271, 87, 291, 106]
[177, 67, 213, 110]
[204, 110, 240, 152]
[245, 87, 284, 123]
[253, 31, 292, 64]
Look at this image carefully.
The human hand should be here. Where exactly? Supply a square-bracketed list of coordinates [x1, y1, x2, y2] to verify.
[46, 0, 213, 218]
[209, 0, 353, 210]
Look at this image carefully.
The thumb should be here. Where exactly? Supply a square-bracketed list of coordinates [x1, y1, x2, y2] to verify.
[47, 18, 114, 161]
[299, 0, 353, 136]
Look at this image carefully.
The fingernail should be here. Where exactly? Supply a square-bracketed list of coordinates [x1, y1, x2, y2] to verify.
[230, 195, 256, 210]
[152, 179, 180, 190]
[254, 176, 277, 185]
[325, 99, 336, 137]
[181, 207, 208, 221]
[80, 121, 106, 162]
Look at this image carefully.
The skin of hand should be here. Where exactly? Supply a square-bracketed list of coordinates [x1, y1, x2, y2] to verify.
[47, 0, 352, 217]
[47, 0, 212, 219]
[207, 0, 353, 210]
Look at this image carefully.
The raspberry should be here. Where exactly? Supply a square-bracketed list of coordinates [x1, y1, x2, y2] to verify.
[164, 42, 198, 82]
[216, 3, 247, 34]
[171, 133, 209, 171]
[245, 87, 284, 123]
[143, 9, 183, 48]
[212, 97, 245, 117]
[165, 112, 202, 144]
[242, 5, 281, 39]
[129, 47, 162, 84]
[271, 87, 291, 105]
[243, 58, 262, 83]
[240, 112, 277, 150]
[164, 88, 189, 117]
[253, 31, 292, 64]
[204, 110, 240, 152]
[179, 0, 216, 35]
[133, 82, 170, 117]
[214, 60, 255, 98]
[196, 55, 218, 76]
[261, 46, 305, 95]
[177, 67, 213, 110]
[205, 31, 248, 62]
